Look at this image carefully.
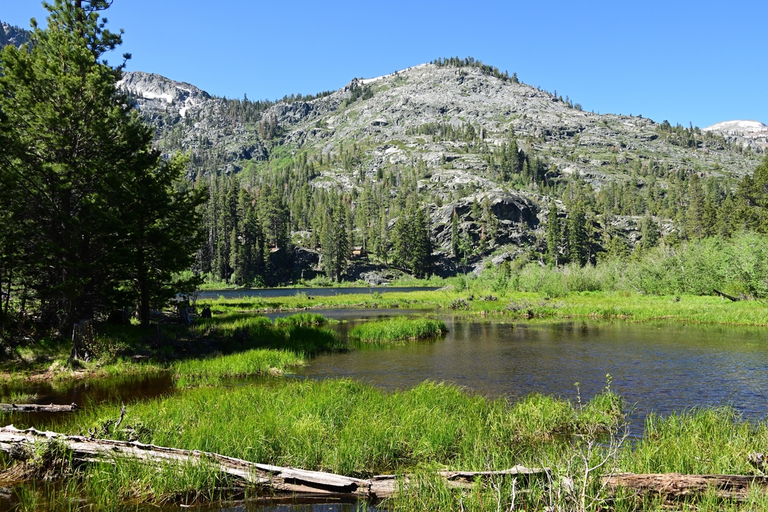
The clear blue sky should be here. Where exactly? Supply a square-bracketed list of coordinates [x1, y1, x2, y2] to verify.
[4, 0, 766, 128]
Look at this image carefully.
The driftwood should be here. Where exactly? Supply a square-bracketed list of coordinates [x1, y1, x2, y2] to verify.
[0, 403, 77, 413]
[0, 425, 548, 499]
[713, 289, 740, 302]
[605, 472, 768, 501]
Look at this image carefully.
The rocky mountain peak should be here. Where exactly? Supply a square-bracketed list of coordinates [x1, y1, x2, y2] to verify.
[0, 21, 31, 49]
[117, 71, 211, 118]
[702, 120, 768, 151]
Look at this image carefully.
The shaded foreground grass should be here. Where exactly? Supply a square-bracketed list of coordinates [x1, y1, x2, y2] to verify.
[349, 317, 447, 343]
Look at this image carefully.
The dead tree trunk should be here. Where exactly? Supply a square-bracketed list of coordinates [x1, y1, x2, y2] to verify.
[69, 319, 96, 362]
[0, 404, 77, 413]
[0, 425, 548, 499]
[604, 472, 768, 501]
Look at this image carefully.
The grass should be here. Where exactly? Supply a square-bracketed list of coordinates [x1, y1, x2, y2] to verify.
[62, 379, 621, 477]
[173, 349, 305, 388]
[191, 312, 346, 357]
[199, 288, 768, 327]
[273, 312, 329, 327]
[349, 317, 447, 343]
[9, 376, 768, 510]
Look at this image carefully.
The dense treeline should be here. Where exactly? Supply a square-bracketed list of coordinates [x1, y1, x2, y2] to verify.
[198, 149, 436, 284]
[542, 157, 768, 269]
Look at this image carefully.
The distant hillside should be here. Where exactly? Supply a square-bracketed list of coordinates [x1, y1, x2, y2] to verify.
[114, 59, 767, 279]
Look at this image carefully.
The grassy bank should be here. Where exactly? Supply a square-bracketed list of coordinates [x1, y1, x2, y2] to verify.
[9, 378, 768, 510]
[172, 349, 305, 388]
[0, 313, 342, 386]
[201, 288, 768, 326]
[349, 317, 447, 343]
[41, 378, 621, 507]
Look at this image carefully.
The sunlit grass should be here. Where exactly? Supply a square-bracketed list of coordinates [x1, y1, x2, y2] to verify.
[173, 349, 305, 388]
[349, 317, 447, 343]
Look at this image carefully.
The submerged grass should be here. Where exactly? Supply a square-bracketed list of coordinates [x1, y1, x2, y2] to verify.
[349, 317, 447, 343]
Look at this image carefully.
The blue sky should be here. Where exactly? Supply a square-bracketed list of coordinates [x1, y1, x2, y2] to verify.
[4, 0, 766, 128]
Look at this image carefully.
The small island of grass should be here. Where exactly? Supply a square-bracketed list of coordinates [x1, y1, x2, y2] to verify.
[349, 317, 447, 343]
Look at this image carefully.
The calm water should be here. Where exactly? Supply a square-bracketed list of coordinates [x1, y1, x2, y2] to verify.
[195, 287, 440, 300]
[299, 317, 768, 423]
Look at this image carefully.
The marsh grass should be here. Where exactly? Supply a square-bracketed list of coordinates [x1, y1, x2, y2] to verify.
[273, 312, 330, 327]
[173, 349, 304, 387]
[349, 317, 447, 343]
[191, 313, 346, 356]
[0, 390, 39, 403]
[620, 407, 768, 475]
[17, 378, 768, 510]
[63, 380, 622, 485]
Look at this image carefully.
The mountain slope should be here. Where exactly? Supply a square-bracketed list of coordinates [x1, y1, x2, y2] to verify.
[134, 63, 762, 187]
[0, 21, 30, 49]
[117, 61, 766, 277]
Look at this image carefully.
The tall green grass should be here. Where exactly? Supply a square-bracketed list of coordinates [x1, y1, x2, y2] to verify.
[349, 317, 447, 343]
[20, 378, 768, 510]
[621, 407, 768, 475]
[173, 349, 305, 388]
[65, 379, 621, 478]
[273, 312, 329, 327]
[191, 313, 346, 356]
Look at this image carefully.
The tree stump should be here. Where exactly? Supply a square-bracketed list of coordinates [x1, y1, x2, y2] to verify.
[69, 319, 96, 362]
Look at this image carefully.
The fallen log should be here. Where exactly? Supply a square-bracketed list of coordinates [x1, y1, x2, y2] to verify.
[713, 289, 740, 302]
[605, 472, 768, 501]
[0, 403, 77, 413]
[0, 425, 548, 500]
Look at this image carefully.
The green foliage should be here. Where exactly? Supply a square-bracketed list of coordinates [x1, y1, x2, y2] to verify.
[173, 349, 304, 388]
[349, 317, 447, 343]
[65, 379, 621, 482]
[273, 312, 328, 327]
[0, 1, 204, 334]
[432, 56, 515, 83]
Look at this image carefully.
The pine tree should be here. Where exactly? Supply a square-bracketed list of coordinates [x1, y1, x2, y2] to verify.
[0, 0, 205, 330]
[451, 210, 460, 258]
[546, 203, 562, 266]
[640, 213, 661, 250]
[568, 202, 589, 266]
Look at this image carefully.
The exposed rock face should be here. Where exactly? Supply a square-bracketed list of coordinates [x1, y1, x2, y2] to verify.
[0, 21, 30, 49]
[118, 71, 211, 119]
[127, 63, 764, 192]
[117, 71, 268, 173]
[430, 190, 538, 249]
[703, 120, 768, 152]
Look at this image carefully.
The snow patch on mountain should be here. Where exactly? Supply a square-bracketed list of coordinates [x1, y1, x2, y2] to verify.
[117, 71, 211, 118]
[703, 120, 768, 135]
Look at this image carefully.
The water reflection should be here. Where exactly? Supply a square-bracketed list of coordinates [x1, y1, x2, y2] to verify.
[301, 318, 768, 424]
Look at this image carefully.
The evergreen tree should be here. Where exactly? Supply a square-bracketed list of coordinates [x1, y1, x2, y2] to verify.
[0, 0, 205, 330]
[639, 213, 661, 250]
[451, 210, 460, 258]
[568, 202, 589, 266]
[546, 203, 562, 266]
